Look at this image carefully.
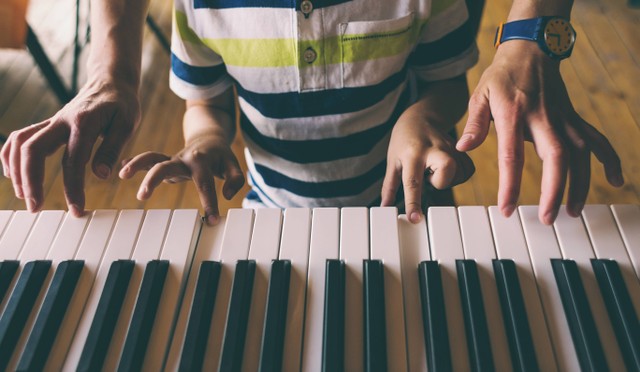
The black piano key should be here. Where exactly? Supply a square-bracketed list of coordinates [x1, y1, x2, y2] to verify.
[591, 259, 640, 371]
[219, 260, 256, 372]
[77, 260, 135, 372]
[117, 259, 169, 372]
[17, 260, 84, 372]
[259, 259, 291, 372]
[492, 259, 539, 372]
[418, 261, 452, 372]
[0, 260, 19, 303]
[551, 259, 607, 372]
[456, 259, 495, 372]
[0, 260, 51, 371]
[363, 259, 387, 372]
[322, 259, 345, 372]
[178, 261, 222, 372]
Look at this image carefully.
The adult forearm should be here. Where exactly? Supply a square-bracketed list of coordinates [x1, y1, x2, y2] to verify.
[87, 0, 151, 86]
[508, 0, 573, 19]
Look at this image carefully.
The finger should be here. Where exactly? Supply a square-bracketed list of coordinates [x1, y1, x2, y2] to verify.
[426, 151, 458, 190]
[401, 157, 426, 223]
[63, 129, 100, 217]
[9, 124, 47, 199]
[581, 120, 624, 187]
[138, 161, 190, 200]
[457, 91, 492, 151]
[495, 115, 525, 217]
[20, 124, 70, 212]
[566, 147, 590, 217]
[380, 159, 401, 207]
[92, 115, 134, 179]
[530, 124, 568, 225]
[221, 156, 245, 200]
[1, 132, 14, 177]
[192, 168, 220, 225]
[119, 152, 171, 179]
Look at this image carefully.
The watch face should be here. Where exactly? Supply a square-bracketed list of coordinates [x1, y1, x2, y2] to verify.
[543, 18, 576, 56]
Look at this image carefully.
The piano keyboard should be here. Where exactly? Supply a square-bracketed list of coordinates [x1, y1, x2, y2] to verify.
[0, 206, 638, 371]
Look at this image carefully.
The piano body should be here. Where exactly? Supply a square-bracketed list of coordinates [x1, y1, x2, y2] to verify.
[0, 205, 638, 371]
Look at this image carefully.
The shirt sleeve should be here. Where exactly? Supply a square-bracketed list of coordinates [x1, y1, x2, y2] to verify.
[169, 3, 233, 100]
[408, 0, 479, 81]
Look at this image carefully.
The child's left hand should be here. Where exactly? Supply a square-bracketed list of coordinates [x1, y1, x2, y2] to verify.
[381, 118, 475, 223]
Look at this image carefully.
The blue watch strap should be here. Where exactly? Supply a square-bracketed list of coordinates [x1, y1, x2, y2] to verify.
[499, 18, 543, 43]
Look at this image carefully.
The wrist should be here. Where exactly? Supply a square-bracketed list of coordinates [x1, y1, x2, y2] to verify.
[507, 1, 573, 20]
[494, 39, 561, 68]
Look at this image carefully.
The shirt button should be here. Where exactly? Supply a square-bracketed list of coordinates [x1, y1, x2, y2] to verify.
[301, 0, 313, 15]
[303, 47, 317, 63]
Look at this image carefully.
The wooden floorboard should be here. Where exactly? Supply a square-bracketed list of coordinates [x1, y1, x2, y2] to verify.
[0, 0, 638, 214]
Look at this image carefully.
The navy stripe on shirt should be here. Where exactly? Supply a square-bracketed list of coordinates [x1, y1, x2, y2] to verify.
[195, 0, 351, 10]
[171, 53, 227, 86]
[408, 18, 475, 66]
[237, 68, 407, 119]
[240, 88, 409, 164]
[254, 160, 386, 198]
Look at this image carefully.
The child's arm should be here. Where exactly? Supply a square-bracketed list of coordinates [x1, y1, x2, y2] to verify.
[119, 89, 245, 224]
[382, 75, 475, 223]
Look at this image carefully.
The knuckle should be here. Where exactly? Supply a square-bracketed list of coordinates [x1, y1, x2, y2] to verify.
[545, 144, 567, 162]
[403, 175, 421, 190]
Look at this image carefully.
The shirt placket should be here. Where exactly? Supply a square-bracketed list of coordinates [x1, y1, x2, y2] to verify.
[296, 0, 327, 92]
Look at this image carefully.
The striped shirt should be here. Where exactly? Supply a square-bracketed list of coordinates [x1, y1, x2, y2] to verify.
[170, 0, 478, 208]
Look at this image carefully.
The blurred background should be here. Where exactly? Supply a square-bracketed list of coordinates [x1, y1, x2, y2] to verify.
[0, 0, 638, 215]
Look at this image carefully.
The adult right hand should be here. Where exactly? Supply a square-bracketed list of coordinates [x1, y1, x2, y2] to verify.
[0, 77, 140, 216]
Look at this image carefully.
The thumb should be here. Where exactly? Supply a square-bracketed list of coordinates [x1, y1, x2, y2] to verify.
[457, 91, 492, 152]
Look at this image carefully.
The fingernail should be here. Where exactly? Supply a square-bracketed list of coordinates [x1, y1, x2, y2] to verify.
[458, 134, 474, 145]
[70, 204, 82, 217]
[137, 186, 148, 200]
[2, 166, 8, 178]
[207, 214, 220, 225]
[410, 211, 422, 223]
[613, 173, 625, 187]
[26, 198, 36, 212]
[96, 164, 111, 179]
[502, 204, 516, 216]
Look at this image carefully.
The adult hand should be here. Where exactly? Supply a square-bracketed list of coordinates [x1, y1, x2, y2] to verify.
[457, 41, 623, 224]
[0, 77, 140, 216]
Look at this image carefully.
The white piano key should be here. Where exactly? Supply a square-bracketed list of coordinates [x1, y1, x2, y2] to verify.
[397, 214, 429, 372]
[103, 209, 172, 371]
[243, 208, 283, 372]
[278, 208, 312, 372]
[582, 205, 640, 315]
[19, 211, 66, 261]
[488, 207, 558, 371]
[428, 206, 469, 372]
[165, 214, 227, 372]
[370, 207, 407, 372]
[140, 209, 200, 371]
[0, 211, 38, 260]
[611, 204, 640, 280]
[202, 208, 254, 371]
[62, 210, 145, 371]
[518, 206, 580, 371]
[42, 210, 118, 371]
[340, 207, 369, 372]
[302, 208, 340, 371]
[0, 211, 13, 240]
[458, 206, 513, 372]
[553, 208, 625, 370]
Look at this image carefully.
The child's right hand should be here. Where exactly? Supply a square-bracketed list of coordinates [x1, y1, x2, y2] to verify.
[119, 134, 245, 224]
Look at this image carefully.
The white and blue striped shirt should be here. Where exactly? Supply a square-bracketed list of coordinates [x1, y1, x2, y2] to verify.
[170, 0, 478, 208]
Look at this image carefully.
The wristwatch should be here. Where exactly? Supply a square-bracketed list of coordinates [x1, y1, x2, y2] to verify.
[494, 16, 577, 60]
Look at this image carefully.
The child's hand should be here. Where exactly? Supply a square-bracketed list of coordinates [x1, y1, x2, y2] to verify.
[119, 134, 245, 224]
[381, 119, 475, 223]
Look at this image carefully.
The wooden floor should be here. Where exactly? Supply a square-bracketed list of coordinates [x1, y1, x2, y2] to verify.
[0, 0, 638, 215]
